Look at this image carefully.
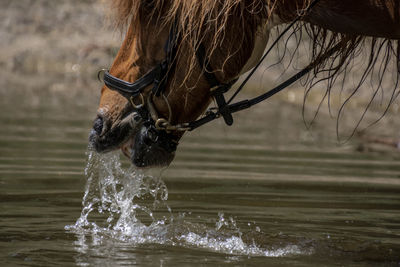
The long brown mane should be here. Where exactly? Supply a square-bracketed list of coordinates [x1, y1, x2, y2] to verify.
[301, 28, 399, 138]
[108, 0, 400, 138]
[109, 0, 272, 80]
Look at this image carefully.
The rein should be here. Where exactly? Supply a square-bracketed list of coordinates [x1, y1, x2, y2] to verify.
[100, 0, 325, 150]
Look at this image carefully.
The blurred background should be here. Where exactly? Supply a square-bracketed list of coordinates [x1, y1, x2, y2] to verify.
[0, 0, 118, 109]
[1, 1, 400, 266]
[1, 0, 400, 151]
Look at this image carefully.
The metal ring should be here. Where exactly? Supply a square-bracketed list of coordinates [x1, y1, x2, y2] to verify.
[161, 93, 172, 124]
[155, 118, 169, 130]
[130, 94, 145, 109]
[97, 69, 107, 82]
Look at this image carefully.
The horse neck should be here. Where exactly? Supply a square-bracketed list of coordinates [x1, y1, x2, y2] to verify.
[276, 0, 400, 39]
[158, 12, 268, 124]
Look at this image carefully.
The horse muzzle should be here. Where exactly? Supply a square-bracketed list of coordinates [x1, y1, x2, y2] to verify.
[89, 108, 177, 168]
[89, 112, 140, 153]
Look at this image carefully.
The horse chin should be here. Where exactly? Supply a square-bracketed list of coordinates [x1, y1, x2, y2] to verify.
[120, 138, 134, 159]
[120, 141, 175, 168]
[120, 126, 176, 168]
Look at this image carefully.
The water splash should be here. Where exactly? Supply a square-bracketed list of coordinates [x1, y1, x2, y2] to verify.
[65, 149, 311, 257]
[65, 149, 170, 240]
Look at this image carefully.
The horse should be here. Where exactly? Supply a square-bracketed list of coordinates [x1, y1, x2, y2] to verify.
[89, 0, 400, 167]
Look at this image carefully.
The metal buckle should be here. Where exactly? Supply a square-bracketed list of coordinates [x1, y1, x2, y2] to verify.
[97, 69, 107, 82]
[155, 118, 169, 130]
[129, 93, 145, 109]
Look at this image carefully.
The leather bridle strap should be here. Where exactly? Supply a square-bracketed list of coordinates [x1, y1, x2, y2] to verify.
[184, 42, 340, 131]
[103, 21, 179, 100]
[103, 62, 166, 99]
[195, 43, 237, 126]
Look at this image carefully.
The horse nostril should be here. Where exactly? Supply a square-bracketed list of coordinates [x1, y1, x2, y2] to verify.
[93, 116, 104, 135]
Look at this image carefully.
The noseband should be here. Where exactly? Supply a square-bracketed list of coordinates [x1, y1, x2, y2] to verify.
[100, 0, 329, 154]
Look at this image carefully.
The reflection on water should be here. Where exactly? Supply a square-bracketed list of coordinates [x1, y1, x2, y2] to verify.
[1, 94, 400, 266]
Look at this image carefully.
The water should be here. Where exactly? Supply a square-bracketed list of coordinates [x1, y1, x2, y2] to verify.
[1, 94, 400, 266]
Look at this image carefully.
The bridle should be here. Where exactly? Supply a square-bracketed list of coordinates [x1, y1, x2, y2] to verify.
[99, 19, 240, 153]
[99, 0, 330, 154]
[100, 22, 182, 153]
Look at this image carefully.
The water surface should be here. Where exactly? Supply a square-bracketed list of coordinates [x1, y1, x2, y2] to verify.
[1, 94, 400, 266]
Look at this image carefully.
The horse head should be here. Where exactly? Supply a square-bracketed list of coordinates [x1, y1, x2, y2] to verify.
[89, 0, 400, 168]
[90, 1, 277, 167]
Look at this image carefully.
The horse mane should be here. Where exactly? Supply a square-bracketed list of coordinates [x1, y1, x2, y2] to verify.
[109, 0, 273, 76]
[109, 0, 274, 33]
[108, 0, 318, 84]
[109, 0, 400, 139]
[301, 28, 399, 139]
